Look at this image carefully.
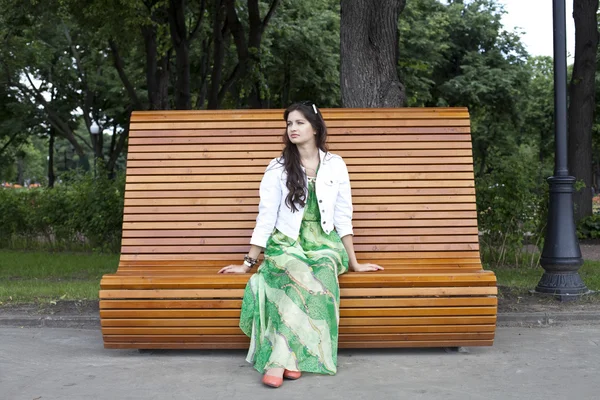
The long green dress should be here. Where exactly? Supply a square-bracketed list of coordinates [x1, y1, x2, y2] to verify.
[239, 175, 349, 375]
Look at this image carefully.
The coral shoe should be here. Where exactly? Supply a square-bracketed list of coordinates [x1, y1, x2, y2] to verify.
[283, 369, 302, 380]
[262, 374, 284, 388]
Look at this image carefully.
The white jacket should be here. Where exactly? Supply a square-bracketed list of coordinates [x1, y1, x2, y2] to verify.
[249, 149, 354, 248]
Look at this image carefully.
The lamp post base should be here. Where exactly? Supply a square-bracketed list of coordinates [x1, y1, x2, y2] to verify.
[534, 271, 591, 301]
[535, 175, 589, 301]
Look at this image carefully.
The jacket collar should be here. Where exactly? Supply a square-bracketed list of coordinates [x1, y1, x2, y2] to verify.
[319, 148, 329, 165]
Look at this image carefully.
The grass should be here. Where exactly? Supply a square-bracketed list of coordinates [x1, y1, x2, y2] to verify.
[0, 249, 598, 305]
[0, 249, 118, 304]
[488, 260, 600, 291]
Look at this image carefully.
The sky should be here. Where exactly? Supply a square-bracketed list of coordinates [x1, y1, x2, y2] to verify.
[498, 0, 575, 61]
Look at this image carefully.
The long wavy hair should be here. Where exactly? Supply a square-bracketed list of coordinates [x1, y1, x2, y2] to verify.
[280, 101, 329, 212]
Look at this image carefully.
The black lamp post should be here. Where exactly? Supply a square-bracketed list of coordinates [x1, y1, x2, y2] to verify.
[535, 0, 589, 300]
[90, 121, 100, 178]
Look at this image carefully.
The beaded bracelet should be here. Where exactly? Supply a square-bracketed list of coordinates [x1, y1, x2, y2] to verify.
[243, 254, 258, 269]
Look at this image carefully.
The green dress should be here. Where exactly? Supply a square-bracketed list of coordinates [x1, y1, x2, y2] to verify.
[239, 175, 349, 375]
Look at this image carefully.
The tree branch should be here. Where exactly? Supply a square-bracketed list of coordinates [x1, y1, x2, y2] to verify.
[261, 0, 280, 34]
[224, 0, 248, 61]
[108, 39, 143, 110]
[217, 62, 241, 104]
[21, 72, 85, 156]
[189, 0, 207, 41]
[62, 23, 93, 128]
[0, 131, 21, 156]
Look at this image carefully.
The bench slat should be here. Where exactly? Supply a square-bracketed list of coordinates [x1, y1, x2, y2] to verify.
[101, 324, 495, 336]
[99, 297, 496, 309]
[129, 108, 469, 122]
[101, 315, 496, 328]
[101, 273, 495, 289]
[115, 258, 483, 267]
[126, 156, 475, 167]
[120, 235, 479, 246]
[103, 340, 494, 350]
[122, 211, 478, 222]
[99, 307, 497, 319]
[129, 133, 473, 144]
[128, 142, 473, 153]
[129, 127, 472, 138]
[130, 118, 471, 130]
[118, 251, 483, 261]
[100, 287, 496, 299]
[102, 333, 494, 343]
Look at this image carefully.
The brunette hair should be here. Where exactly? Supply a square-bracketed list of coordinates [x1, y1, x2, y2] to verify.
[280, 101, 328, 212]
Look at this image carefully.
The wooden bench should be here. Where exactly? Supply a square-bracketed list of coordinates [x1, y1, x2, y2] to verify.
[99, 107, 497, 350]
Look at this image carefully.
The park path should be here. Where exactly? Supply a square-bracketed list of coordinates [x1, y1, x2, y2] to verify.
[1, 325, 599, 400]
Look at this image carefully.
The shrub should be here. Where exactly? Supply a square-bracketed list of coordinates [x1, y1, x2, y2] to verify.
[476, 145, 548, 268]
[578, 214, 600, 240]
[0, 168, 125, 253]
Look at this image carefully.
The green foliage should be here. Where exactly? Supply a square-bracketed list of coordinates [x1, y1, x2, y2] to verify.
[578, 215, 600, 239]
[259, 0, 341, 107]
[0, 169, 125, 252]
[476, 145, 548, 267]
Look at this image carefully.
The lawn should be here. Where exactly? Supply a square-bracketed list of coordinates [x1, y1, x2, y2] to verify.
[0, 249, 598, 304]
[488, 260, 600, 291]
[0, 250, 118, 304]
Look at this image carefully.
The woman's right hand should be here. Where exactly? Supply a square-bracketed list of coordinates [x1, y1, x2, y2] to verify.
[218, 264, 251, 274]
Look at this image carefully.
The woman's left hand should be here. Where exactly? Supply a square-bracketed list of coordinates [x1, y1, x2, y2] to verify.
[350, 263, 384, 272]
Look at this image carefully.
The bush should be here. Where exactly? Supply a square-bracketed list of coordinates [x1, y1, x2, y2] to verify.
[476, 145, 549, 268]
[578, 214, 600, 240]
[0, 169, 125, 253]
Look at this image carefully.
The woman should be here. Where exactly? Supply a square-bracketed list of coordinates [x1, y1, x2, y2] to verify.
[218, 101, 383, 388]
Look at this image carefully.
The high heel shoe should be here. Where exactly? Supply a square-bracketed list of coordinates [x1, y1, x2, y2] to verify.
[283, 369, 302, 380]
[262, 374, 284, 388]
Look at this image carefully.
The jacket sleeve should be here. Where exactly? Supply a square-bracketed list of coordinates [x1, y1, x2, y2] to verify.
[250, 159, 282, 248]
[333, 158, 354, 238]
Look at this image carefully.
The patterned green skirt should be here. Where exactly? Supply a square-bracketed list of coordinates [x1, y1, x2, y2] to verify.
[239, 178, 349, 375]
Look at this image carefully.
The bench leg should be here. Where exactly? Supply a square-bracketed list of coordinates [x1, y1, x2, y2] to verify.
[444, 347, 470, 354]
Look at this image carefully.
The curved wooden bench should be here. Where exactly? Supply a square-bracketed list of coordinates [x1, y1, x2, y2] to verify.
[99, 107, 497, 349]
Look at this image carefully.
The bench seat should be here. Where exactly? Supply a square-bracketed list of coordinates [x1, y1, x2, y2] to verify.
[99, 107, 497, 349]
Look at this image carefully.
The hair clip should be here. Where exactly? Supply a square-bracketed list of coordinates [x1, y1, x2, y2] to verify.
[312, 104, 318, 114]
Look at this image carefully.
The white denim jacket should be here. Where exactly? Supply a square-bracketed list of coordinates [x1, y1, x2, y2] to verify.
[249, 149, 354, 248]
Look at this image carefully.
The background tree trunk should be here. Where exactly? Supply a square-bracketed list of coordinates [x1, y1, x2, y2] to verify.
[568, 0, 599, 221]
[340, 0, 407, 107]
[48, 127, 55, 188]
[208, 0, 227, 109]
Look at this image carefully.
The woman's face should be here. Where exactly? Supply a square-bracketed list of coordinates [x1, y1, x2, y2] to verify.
[286, 110, 317, 147]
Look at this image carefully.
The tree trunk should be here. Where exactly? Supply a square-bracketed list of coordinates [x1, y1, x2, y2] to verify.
[340, 0, 407, 107]
[568, 0, 599, 222]
[142, 25, 161, 110]
[169, 0, 191, 109]
[48, 128, 55, 188]
[196, 38, 211, 108]
[157, 53, 171, 110]
[208, 0, 227, 109]
[142, 3, 171, 111]
[108, 39, 143, 110]
[16, 154, 24, 186]
[216, 0, 279, 109]
[106, 117, 130, 178]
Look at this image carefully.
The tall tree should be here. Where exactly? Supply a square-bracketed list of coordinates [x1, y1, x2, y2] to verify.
[213, 0, 279, 109]
[340, 0, 407, 107]
[568, 0, 599, 221]
[168, 0, 207, 109]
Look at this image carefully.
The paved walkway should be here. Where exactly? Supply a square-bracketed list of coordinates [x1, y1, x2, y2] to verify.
[1, 325, 599, 400]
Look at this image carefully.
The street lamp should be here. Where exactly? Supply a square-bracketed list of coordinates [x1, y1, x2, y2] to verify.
[535, 0, 590, 300]
[90, 121, 100, 177]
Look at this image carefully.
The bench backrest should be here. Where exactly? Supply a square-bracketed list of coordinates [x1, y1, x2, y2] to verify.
[120, 108, 480, 269]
